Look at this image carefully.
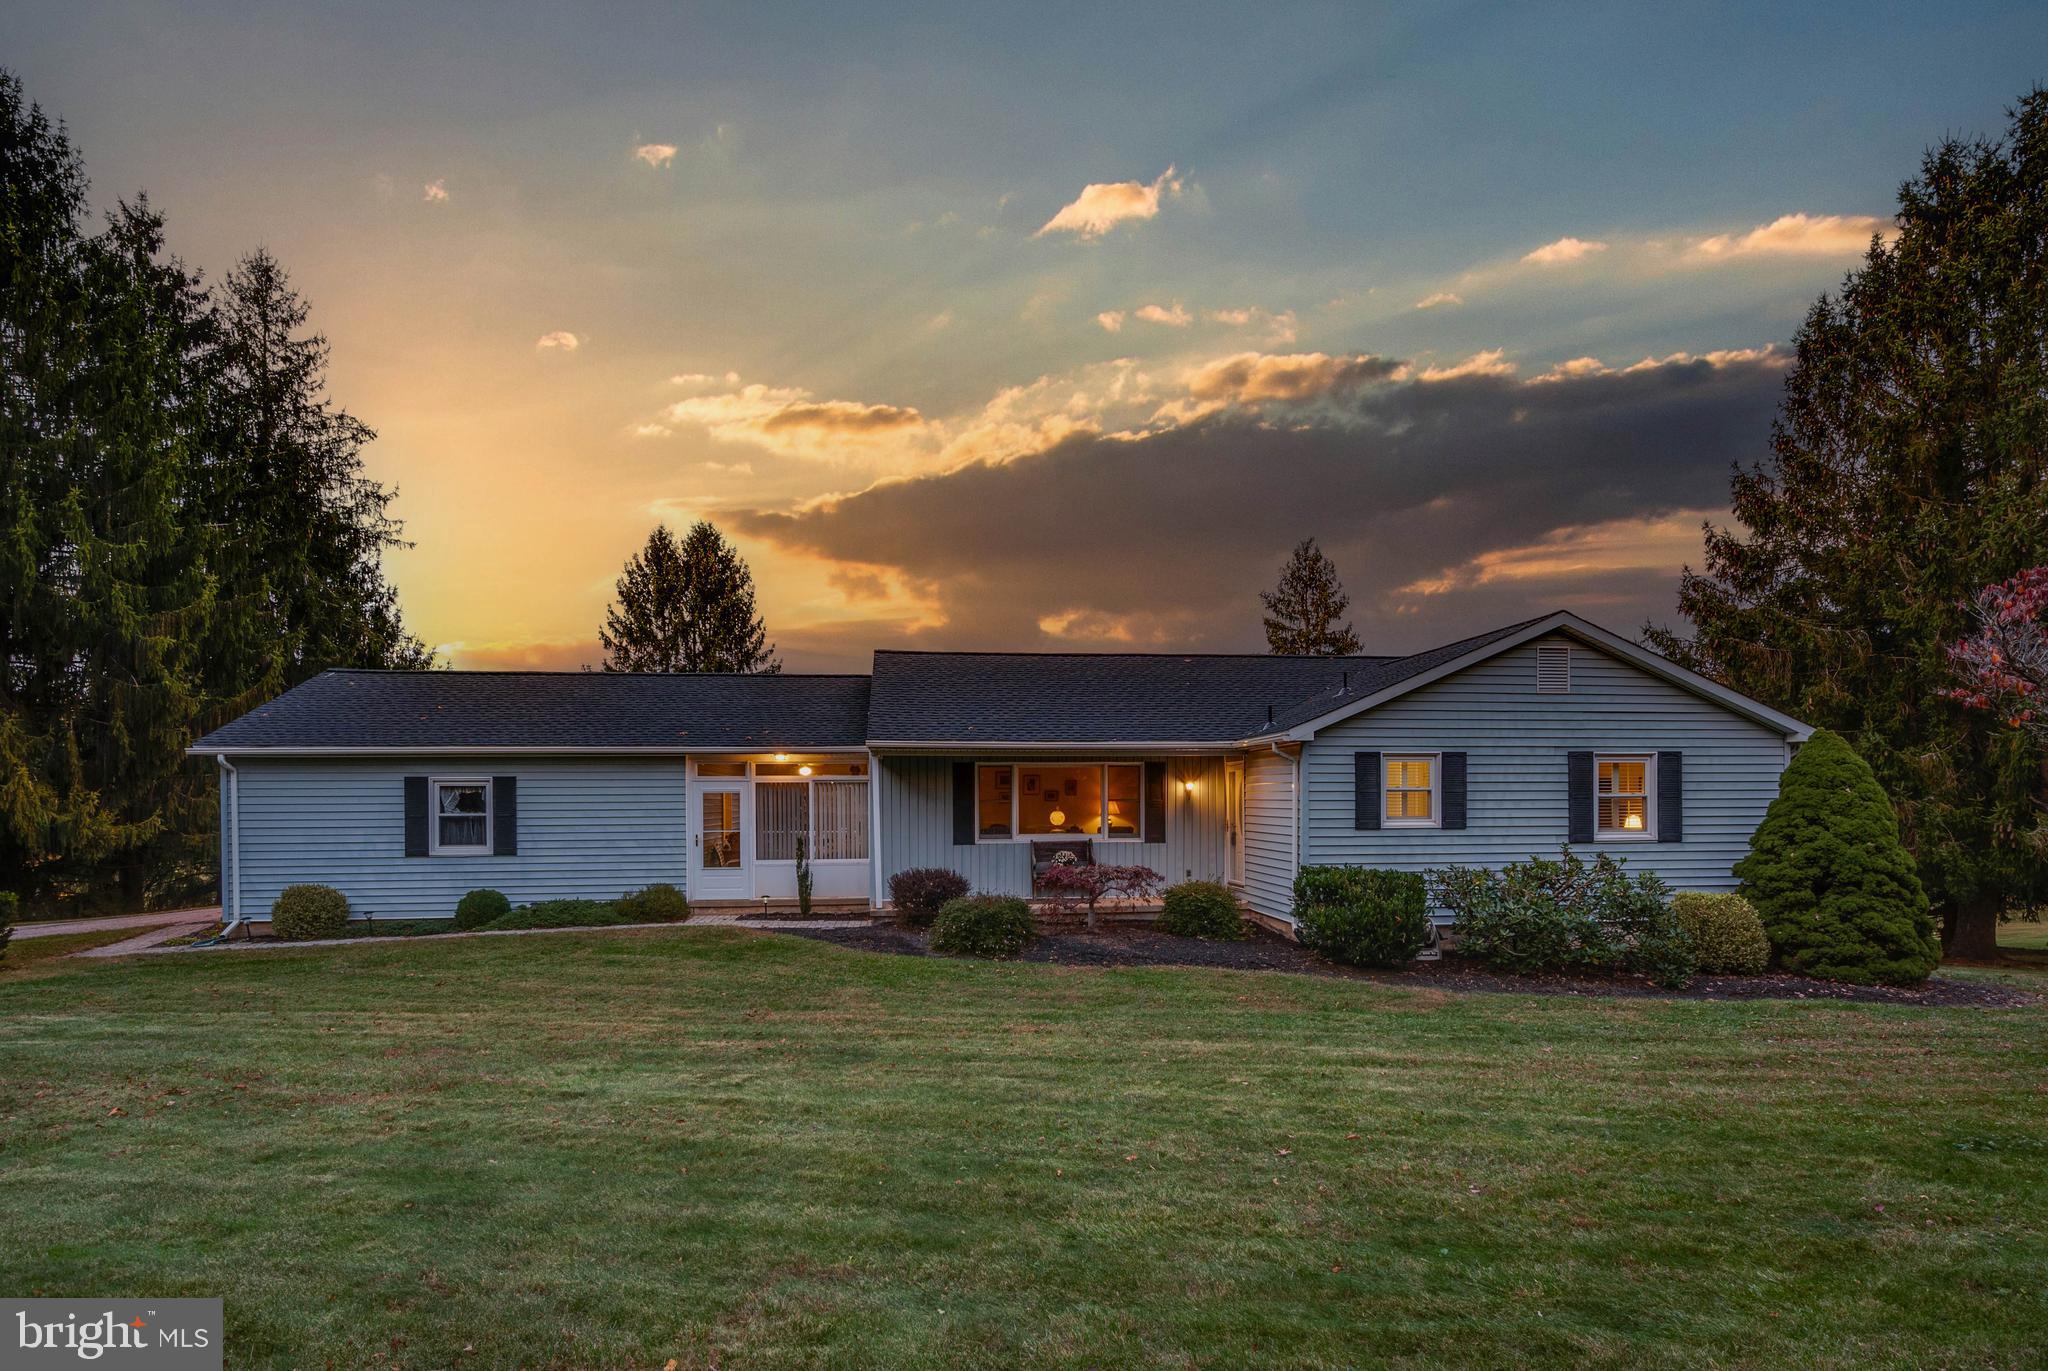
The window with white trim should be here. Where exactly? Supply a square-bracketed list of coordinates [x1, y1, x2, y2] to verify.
[1595, 755, 1654, 838]
[431, 778, 491, 855]
[975, 763, 1145, 841]
[754, 776, 869, 861]
[1383, 754, 1438, 826]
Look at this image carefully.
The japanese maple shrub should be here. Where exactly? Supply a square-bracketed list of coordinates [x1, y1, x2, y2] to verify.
[1736, 729, 1939, 985]
[1037, 862, 1164, 931]
[1292, 866, 1430, 967]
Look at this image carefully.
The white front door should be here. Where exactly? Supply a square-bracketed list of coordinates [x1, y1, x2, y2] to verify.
[690, 782, 751, 900]
[1225, 760, 1246, 886]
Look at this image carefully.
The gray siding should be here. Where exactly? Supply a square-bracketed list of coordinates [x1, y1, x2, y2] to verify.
[1240, 750, 1298, 918]
[229, 756, 688, 920]
[875, 756, 1230, 899]
[1302, 634, 1788, 903]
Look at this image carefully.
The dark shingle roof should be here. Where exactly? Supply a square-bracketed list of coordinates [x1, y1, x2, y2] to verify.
[865, 651, 1402, 743]
[192, 670, 871, 752]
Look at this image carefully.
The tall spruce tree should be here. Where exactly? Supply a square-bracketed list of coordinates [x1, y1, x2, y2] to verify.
[1261, 537, 1362, 655]
[1647, 89, 2048, 959]
[600, 522, 779, 673]
[202, 249, 428, 683]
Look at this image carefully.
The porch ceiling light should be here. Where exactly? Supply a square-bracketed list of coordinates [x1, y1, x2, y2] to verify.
[798, 764, 813, 776]
[774, 753, 789, 762]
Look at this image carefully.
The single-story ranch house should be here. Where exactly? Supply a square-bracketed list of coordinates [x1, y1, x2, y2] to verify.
[189, 611, 1811, 933]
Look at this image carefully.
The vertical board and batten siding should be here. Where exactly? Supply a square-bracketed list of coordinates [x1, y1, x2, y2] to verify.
[1239, 750, 1299, 919]
[231, 756, 688, 920]
[874, 755, 1230, 899]
[1301, 634, 1790, 905]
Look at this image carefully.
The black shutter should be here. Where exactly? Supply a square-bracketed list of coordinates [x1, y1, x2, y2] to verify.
[1657, 751, 1683, 843]
[493, 775, 518, 856]
[951, 761, 976, 845]
[403, 776, 429, 856]
[1567, 751, 1593, 845]
[1354, 752, 1381, 830]
[1143, 762, 1166, 844]
[1442, 752, 1468, 830]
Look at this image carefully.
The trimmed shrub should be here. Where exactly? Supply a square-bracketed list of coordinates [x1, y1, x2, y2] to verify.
[1671, 892, 1770, 975]
[271, 883, 350, 940]
[1432, 849, 1694, 988]
[484, 899, 629, 931]
[1158, 880, 1248, 940]
[617, 883, 690, 923]
[889, 867, 970, 927]
[1736, 729, 1939, 986]
[454, 888, 511, 930]
[1293, 866, 1430, 968]
[930, 895, 1035, 959]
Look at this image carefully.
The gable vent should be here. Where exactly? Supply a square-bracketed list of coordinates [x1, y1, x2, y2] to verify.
[1536, 645, 1571, 693]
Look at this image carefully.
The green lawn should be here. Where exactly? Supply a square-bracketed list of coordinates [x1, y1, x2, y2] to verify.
[2, 929, 2043, 1369]
[1999, 920, 2048, 951]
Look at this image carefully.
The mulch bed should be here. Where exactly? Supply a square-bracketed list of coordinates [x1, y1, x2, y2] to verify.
[785, 923, 2038, 1008]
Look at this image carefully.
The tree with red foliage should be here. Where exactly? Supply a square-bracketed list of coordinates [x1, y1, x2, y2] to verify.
[1037, 861, 1164, 931]
[1947, 570, 2048, 741]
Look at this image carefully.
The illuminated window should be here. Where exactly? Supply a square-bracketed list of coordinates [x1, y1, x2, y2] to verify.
[1596, 756, 1653, 838]
[1383, 755, 1437, 826]
[976, 764, 1146, 840]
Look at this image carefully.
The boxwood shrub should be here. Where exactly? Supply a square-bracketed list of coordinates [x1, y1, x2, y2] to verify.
[1671, 891, 1770, 975]
[889, 867, 971, 927]
[1158, 880, 1248, 940]
[617, 883, 690, 923]
[929, 894, 1035, 959]
[271, 883, 350, 940]
[454, 888, 511, 931]
[1293, 866, 1431, 967]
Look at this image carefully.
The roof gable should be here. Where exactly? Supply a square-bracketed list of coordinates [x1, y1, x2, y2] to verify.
[1253, 612, 1811, 742]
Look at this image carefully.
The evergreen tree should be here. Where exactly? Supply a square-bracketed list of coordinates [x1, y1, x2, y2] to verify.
[202, 249, 428, 682]
[1648, 89, 2048, 958]
[1736, 730, 1940, 986]
[1261, 537, 1361, 655]
[600, 522, 779, 673]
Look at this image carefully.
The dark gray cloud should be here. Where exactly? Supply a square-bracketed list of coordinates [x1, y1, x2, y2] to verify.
[741, 353, 1784, 666]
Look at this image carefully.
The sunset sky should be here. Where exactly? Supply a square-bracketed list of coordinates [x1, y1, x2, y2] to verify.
[8, 3, 2044, 670]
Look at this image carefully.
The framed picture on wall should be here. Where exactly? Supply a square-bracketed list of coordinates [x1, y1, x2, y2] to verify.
[1021, 772, 1039, 791]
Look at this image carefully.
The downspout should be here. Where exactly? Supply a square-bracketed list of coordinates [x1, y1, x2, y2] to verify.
[867, 749, 883, 909]
[202, 755, 247, 944]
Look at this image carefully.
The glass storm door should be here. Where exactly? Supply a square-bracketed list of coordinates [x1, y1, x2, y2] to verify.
[691, 784, 750, 899]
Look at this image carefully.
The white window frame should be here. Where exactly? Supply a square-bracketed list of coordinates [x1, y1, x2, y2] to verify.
[429, 776, 493, 856]
[753, 773, 870, 864]
[1382, 752, 1442, 829]
[1593, 753, 1657, 841]
[974, 762, 1146, 844]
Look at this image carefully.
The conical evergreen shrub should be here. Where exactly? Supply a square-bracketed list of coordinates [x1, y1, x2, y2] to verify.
[1735, 730, 1939, 985]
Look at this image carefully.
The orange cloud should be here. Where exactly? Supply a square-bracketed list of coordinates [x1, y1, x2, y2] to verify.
[1036, 166, 1183, 239]
[1692, 212, 1893, 259]
[1186, 351, 1399, 403]
[1522, 236, 1606, 265]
